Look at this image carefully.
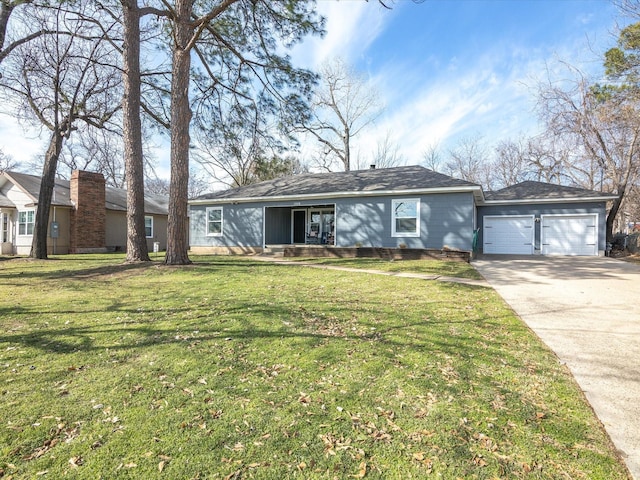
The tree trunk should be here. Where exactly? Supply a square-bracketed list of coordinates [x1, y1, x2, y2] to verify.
[343, 126, 350, 172]
[606, 191, 625, 243]
[165, 0, 192, 265]
[0, 2, 15, 55]
[122, 0, 150, 262]
[31, 128, 63, 259]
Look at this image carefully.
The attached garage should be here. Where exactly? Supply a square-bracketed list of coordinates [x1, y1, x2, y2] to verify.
[477, 181, 617, 257]
[483, 215, 534, 255]
[541, 214, 597, 256]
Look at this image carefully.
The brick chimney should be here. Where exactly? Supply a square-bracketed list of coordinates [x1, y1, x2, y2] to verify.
[70, 170, 106, 253]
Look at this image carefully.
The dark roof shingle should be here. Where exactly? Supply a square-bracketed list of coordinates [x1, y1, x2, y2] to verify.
[485, 181, 616, 201]
[2, 171, 168, 214]
[194, 166, 480, 201]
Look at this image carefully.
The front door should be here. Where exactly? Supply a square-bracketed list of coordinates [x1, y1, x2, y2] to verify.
[292, 210, 306, 244]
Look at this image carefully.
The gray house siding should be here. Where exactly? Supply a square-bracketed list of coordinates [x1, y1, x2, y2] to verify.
[477, 202, 607, 253]
[336, 192, 474, 250]
[190, 192, 475, 252]
[190, 203, 263, 248]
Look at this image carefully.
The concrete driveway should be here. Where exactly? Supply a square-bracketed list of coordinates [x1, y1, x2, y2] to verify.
[473, 255, 640, 479]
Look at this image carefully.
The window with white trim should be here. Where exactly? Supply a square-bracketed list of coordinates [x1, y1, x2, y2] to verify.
[18, 210, 35, 235]
[392, 199, 420, 237]
[206, 207, 223, 236]
[145, 216, 153, 238]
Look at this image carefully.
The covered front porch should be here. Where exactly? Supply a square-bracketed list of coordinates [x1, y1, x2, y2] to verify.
[264, 204, 335, 247]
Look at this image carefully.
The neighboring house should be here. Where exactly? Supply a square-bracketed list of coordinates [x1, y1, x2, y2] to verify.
[0, 170, 169, 255]
[189, 166, 617, 257]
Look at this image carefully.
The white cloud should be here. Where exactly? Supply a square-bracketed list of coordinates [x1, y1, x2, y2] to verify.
[353, 44, 547, 165]
[291, 1, 391, 68]
[0, 115, 44, 165]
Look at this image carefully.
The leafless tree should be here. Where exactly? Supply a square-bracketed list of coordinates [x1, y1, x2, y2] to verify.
[300, 57, 382, 172]
[421, 142, 443, 172]
[445, 135, 492, 188]
[0, 4, 121, 258]
[0, 0, 39, 65]
[365, 130, 405, 170]
[536, 65, 640, 241]
[57, 128, 126, 187]
[0, 149, 19, 171]
[193, 105, 269, 188]
[490, 138, 531, 189]
[524, 134, 569, 184]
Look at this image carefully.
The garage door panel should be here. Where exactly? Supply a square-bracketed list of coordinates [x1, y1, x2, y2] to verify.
[541, 215, 597, 256]
[483, 216, 534, 255]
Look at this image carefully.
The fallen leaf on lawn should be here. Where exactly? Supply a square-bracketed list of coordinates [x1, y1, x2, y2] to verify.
[224, 470, 242, 480]
[198, 378, 207, 385]
[125, 462, 137, 468]
[298, 462, 307, 470]
[472, 455, 487, 467]
[69, 456, 83, 467]
[36, 470, 48, 476]
[158, 460, 166, 472]
[351, 461, 367, 478]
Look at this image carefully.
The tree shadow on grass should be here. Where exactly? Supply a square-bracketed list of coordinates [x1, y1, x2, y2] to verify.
[0, 294, 524, 377]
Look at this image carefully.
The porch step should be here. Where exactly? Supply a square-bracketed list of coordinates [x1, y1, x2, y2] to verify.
[261, 246, 285, 257]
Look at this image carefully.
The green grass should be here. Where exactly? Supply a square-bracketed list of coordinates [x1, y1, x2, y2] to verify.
[0, 254, 628, 479]
[283, 257, 484, 280]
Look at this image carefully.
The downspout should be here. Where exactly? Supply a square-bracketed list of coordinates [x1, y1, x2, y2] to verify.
[262, 206, 266, 252]
[52, 206, 57, 255]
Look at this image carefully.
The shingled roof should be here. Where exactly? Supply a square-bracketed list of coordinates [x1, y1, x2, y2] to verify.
[0, 171, 168, 214]
[192, 165, 481, 202]
[2, 171, 73, 207]
[484, 181, 617, 202]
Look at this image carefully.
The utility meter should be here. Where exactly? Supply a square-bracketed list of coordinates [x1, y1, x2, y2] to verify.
[50, 221, 59, 238]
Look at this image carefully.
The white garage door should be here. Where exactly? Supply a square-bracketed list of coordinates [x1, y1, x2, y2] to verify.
[541, 214, 597, 256]
[483, 215, 534, 255]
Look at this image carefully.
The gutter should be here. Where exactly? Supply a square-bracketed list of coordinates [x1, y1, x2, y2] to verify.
[478, 195, 619, 206]
[189, 185, 485, 205]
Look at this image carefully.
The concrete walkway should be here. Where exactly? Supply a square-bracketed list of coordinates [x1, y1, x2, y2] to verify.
[254, 255, 490, 287]
[473, 256, 640, 479]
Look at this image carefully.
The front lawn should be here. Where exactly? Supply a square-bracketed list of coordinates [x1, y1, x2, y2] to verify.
[0, 255, 628, 478]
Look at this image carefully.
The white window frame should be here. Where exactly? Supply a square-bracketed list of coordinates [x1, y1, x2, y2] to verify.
[18, 210, 35, 236]
[391, 198, 420, 237]
[1, 212, 9, 243]
[144, 216, 154, 238]
[206, 206, 223, 236]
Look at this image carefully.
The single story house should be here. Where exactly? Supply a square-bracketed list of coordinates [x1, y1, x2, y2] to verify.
[189, 165, 617, 257]
[0, 170, 169, 255]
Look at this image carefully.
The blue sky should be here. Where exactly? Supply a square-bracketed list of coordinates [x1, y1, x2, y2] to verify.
[0, 0, 626, 177]
[291, 0, 622, 167]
